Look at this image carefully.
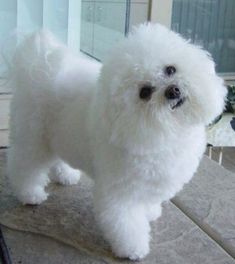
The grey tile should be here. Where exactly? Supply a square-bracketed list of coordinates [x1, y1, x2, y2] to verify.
[2, 226, 107, 264]
[0, 149, 18, 214]
[148, 203, 234, 264]
[0, 86, 11, 94]
[0, 150, 234, 264]
[0, 130, 9, 147]
[0, 97, 10, 130]
[205, 147, 235, 173]
[2, 203, 234, 264]
[173, 156, 235, 258]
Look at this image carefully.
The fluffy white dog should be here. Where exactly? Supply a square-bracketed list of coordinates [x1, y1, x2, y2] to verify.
[8, 24, 226, 260]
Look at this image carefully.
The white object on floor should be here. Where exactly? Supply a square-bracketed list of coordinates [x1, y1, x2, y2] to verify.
[207, 113, 235, 165]
[207, 113, 235, 147]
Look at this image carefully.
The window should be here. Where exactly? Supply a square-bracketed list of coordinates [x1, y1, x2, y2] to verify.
[2, 1, 233, 78]
[80, 0, 149, 61]
[0, 0, 81, 93]
[150, 0, 235, 79]
[0, 0, 149, 68]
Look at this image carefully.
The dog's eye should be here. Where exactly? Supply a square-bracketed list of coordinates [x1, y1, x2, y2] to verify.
[139, 85, 156, 101]
[165, 66, 176, 76]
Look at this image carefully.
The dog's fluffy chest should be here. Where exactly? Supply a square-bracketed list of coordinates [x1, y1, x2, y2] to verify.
[93, 125, 206, 203]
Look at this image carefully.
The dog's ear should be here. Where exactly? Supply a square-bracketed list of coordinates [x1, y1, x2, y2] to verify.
[203, 72, 227, 126]
[186, 45, 228, 126]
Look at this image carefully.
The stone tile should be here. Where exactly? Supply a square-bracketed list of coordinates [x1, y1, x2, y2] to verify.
[148, 203, 234, 264]
[0, 150, 234, 264]
[0, 130, 9, 147]
[218, 148, 235, 173]
[205, 147, 235, 173]
[2, 226, 106, 264]
[0, 95, 10, 130]
[0, 85, 11, 94]
[2, 203, 235, 264]
[0, 149, 18, 214]
[173, 156, 235, 258]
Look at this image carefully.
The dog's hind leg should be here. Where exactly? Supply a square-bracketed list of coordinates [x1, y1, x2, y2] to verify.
[7, 143, 54, 205]
[7, 30, 67, 205]
[49, 159, 81, 185]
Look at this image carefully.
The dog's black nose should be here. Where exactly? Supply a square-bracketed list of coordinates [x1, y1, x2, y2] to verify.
[165, 85, 181, 100]
[139, 85, 156, 101]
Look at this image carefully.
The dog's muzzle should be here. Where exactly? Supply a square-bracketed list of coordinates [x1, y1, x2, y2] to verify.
[165, 85, 181, 100]
[165, 85, 186, 109]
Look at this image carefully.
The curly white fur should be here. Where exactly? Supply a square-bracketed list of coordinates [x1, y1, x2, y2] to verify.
[7, 24, 227, 260]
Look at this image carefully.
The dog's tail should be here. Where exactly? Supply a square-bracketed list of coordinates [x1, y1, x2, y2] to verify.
[7, 31, 69, 151]
[11, 30, 66, 94]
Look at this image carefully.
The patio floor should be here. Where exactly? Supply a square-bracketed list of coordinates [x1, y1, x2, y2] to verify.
[0, 148, 235, 264]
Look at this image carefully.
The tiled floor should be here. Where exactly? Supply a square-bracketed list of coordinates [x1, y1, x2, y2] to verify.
[0, 149, 235, 264]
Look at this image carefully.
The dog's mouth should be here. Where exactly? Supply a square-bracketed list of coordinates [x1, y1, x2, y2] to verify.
[170, 97, 186, 110]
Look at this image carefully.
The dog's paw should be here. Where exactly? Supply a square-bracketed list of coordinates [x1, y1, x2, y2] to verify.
[113, 240, 150, 260]
[17, 186, 48, 205]
[57, 169, 81, 185]
[146, 204, 162, 222]
[50, 163, 81, 185]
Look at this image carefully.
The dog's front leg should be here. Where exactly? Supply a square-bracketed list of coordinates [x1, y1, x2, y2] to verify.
[95, 197, 150, 260]
[146, 203, 162, 222]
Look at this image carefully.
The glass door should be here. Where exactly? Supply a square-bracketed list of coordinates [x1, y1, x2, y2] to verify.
[80, 0, 129, 61]
[0, 0, 150, 92]
[80, 0, 150, 61]
[0, 0, 81, 93]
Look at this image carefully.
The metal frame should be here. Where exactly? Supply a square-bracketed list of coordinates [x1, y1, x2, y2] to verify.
[125, 0, 131, 36]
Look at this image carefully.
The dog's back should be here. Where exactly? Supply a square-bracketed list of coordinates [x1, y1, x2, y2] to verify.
[9, 29, 101, 148]
[8, 30, 101, 202]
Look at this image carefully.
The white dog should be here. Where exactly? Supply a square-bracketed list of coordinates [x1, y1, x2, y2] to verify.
[8, 24, 226, 260]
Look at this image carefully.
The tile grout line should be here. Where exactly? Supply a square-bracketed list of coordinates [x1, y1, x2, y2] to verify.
[0, 225, 12, 264]
[170, 200, 235, 260]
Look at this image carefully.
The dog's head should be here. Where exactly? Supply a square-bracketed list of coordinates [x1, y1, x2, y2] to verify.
[98, 23, 227, 152]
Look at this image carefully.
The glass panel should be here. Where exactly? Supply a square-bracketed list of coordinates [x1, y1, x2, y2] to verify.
[0, 0, 72, 92]
[67, 0, 81, 52]
[0, 0, 150, 76]
[93, 0, 127, 61]
[43, 0, 69, 44]
[0, 0, 17, 42]
[80, 0, 128, 61]
[17, 0, 43, 33]
[80, 1, 94, 56]
[80, 0, 149, 61]
[0, 0, 17, 89]
[171, 0, 235, 75]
